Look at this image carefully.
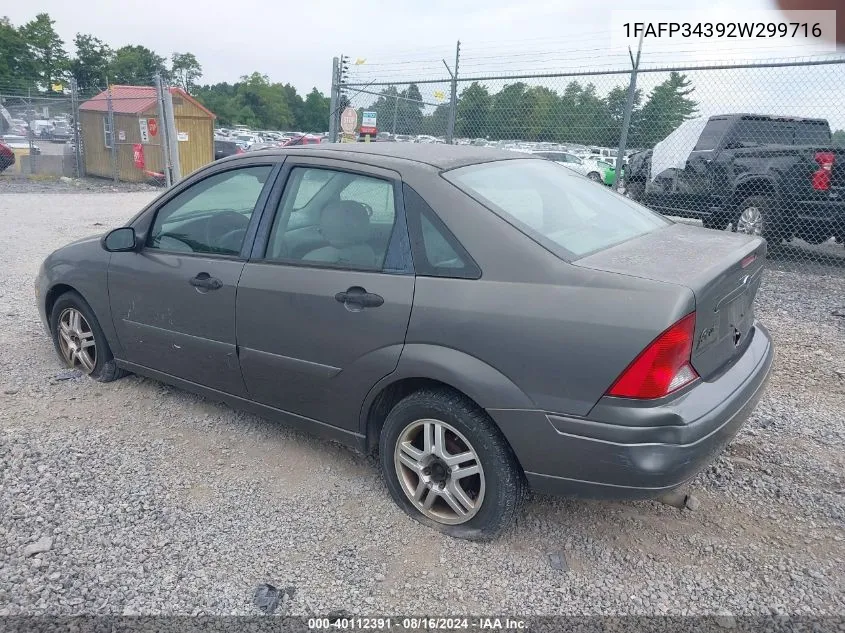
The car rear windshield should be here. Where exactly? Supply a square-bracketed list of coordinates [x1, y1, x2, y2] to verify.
[444, 159, 669, 259]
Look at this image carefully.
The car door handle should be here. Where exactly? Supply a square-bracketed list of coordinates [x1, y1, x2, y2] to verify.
[189, 273, 223, 290]
[335, 286, 384, 308]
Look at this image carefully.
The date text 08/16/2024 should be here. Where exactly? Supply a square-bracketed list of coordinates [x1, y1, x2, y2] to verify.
[307, 617, 527, 630]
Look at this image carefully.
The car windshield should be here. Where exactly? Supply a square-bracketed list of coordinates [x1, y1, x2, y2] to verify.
[445, 159, 669, 259]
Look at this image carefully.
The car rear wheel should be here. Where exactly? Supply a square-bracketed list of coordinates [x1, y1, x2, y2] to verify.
[50, 291, 126, 382]
[380, 388, 526, 540]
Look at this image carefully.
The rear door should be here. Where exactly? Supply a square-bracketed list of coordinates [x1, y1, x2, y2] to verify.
[236, 156, 415, 432]
[109, 160, 279, 395]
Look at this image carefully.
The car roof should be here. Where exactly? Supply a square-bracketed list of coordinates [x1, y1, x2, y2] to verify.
[237, 143, 529, 171]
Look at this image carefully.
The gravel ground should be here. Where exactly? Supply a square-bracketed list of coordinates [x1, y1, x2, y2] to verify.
[0, 191, 843, 618]
[0, 173, 162, 194]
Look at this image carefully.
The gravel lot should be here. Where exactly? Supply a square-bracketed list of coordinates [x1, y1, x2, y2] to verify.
[0, 189, 843, 618]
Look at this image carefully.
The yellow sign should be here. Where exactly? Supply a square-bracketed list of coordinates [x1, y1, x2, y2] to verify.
[433, 90, 445, 100]
[354, 58, 366, 65]
[51, 83, 64, 92]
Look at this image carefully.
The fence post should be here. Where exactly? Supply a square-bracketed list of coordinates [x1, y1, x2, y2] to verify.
[154, 75, 172, 188]
[106, 86, 118, 183]
[614, 33, 643, 192]
[162, 85, 181, 184]
[69, 78, 83, 178]
[328, 57, 339, 142]
[445, 40, 460, 144]
[26, 89, 37, 175]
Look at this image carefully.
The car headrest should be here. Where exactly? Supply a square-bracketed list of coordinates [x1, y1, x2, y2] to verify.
[319, 201, 371, 247]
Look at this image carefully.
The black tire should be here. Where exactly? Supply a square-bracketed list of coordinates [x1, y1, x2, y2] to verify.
[625, 181, 644, 201]
[734, 195, 786, 243]
[587, 171, 602, 183]
[702, 214, 727, 230]
[50, 291, 127, 383]
[379, 388, 526, 541]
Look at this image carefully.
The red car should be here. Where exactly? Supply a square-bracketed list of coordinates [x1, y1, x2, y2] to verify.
[282, 134, 324, 147]
[0, 142, 16, 173]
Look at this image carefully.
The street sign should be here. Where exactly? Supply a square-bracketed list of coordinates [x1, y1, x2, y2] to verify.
[360, 111, 377, 135]
[147, 118, 158, 137]
[138, 118, 149, 143]
[340, 107, 358, 134]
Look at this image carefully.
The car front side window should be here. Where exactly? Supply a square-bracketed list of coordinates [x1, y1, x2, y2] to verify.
[147, 166, 272, 256]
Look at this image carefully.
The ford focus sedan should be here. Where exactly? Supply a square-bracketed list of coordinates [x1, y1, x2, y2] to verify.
[36, 144, 773, 540]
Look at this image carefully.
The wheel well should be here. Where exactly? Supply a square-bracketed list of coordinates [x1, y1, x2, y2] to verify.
[365, 378, 477, 454]
[732, 179, 776, 208]
[44, 283, 77, 329]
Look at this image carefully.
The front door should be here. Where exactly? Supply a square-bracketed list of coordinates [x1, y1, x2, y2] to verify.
[108, 163, 276, 396]
[236, 159, 415, 431]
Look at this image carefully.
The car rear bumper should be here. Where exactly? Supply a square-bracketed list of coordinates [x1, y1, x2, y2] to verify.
[489, 321, 774, 499]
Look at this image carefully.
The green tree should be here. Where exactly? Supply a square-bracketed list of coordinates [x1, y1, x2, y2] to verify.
[279, 83, 304, 129]
[456, 82, 491, 139]
[832, 129, 845, 147]
[19, 13, 68, 91]
[109, 45, 168, 85]
[233, 72, 293, 130]
[171, 52, 202, 93]
[420, 102, 450, 137]
[0, 16, 36, 90]
[635, 72, 698, 147]
[301, 87, 329, 132]
[70, 34, 112, 93]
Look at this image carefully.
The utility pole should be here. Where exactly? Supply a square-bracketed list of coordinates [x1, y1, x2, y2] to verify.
[615, 31, 644, 193]
[443, 40, 460, 144]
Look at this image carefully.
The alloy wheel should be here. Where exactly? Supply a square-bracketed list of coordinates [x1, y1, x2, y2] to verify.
[736, 206, 764, 235]
[57, 307, 97, 374]
[393, 418, 485, 525]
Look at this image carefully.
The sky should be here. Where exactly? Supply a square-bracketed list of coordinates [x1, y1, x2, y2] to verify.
[6, 0, 845, 128]
[5, 0, 840, 92]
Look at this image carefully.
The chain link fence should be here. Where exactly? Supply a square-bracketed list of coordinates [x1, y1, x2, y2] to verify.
[1, 76, 196, 186]
[335, 53, 845, 325]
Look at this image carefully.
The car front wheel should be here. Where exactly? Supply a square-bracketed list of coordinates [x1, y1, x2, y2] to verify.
[50, 291, 126, 382]
[380, 388, 525, 540]
[587, 171, 602, 183]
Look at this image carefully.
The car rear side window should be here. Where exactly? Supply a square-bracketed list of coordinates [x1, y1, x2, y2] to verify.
[445, 159, 669, 259]
[403, 184, 480, 279]
[694, 117, 730, 150]
[266, 167, 398, 271]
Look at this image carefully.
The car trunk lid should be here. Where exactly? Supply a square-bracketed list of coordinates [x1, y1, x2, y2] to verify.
[573, 223, 766, 379]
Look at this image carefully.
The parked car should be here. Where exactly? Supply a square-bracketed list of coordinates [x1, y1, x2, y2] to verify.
[50, 122, 73, 143]
[0, 141, 15, 173]
[282, 134, 323, 147]
[214, 139, 245, 160]
[531, 151, 607, 182]
[624, 113, 844, 244]
[36, 144, 772, 539]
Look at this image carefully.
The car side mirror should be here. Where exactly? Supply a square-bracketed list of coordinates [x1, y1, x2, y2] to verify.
[102, 227, 137, 252]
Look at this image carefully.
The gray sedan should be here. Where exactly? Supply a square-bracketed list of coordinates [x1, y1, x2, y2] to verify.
[36, 144, 773, 540]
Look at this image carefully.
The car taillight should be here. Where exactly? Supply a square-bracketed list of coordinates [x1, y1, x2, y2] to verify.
[812, 151, 835, 191]
[606, 313, 698, 399]
[236, 147, 245, 154]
